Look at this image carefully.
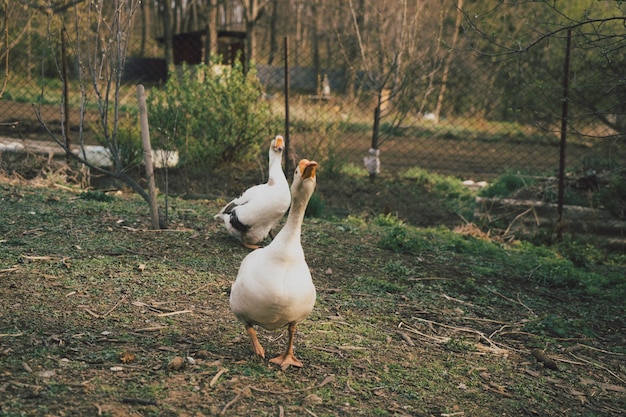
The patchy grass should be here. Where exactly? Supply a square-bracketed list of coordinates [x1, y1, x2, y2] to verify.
[1, 174, 625, 417]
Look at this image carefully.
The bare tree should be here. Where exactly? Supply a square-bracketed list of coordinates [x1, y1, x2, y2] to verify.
[266, 0, 279, 65]
[0, 0, 10, 98]
[34, 0, 166, 228]
[433, 0, 463, 123]
[463, 1, 626, 138]
[204, 0, 219, 63]
[1, 0, 36, 98]
[160, 0, 175, 65]
[337, 0, 438, 179]
[241, 0, 268, 73]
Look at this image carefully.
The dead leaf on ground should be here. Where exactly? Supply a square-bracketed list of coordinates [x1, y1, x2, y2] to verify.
[119, 351, 136, 363]
[168, 356, 185, 371]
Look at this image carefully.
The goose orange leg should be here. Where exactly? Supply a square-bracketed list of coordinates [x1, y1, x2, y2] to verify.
[242, 238, 261, 250]
[269, 323, 303, 369]
[246, 325, 265, 358]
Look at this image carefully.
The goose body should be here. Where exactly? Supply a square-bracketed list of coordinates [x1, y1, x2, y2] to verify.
[214, 136, 290, 249]
[230, 159, 318, 369]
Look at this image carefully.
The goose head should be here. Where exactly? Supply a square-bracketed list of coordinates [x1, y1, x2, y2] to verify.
[267, 135, 285, 170]
[291, 159, 318, 203]
[271, 135, 285, 153]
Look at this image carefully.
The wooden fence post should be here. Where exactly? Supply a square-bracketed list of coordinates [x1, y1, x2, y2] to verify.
[136, 84, 161, 230]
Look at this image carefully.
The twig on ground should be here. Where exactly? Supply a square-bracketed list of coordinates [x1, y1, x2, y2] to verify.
[81, 296, 127, 318]
[0, 332, 23, 337]
[481, 382, 513, 398]
[210, 367, 228, 388]
[101, 296, 127, 317]
[133, 325, 168, 332]
[502, 207, 534, 238]
[574, 343, 626, 356]
[131, 300, 183, 313]
[121, 397, 158, 406]
[485, 287, 536, 316]
[220, 376, 334, 414]
[569, 352, 626, 384]
[516, 293, 536, 316]
[183, 282, 215, 297]
[398, 322, 450, 344]
[82, 308, 101, 318]
[156, 310, 193, 317]
[459, 316, 508, 325]
[21, 255, 55, 261]
[398, 331, 415, 346]
[441, 293, 475, 306]
[410, 317, 513, 353]
[220, 385, 251, 415]
[249, 375, 335, 394]
[408, 277, 453, 281]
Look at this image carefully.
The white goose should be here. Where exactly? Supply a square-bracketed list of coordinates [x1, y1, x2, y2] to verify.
[229, 159, 318, 369]
[214, 135, 291, 249]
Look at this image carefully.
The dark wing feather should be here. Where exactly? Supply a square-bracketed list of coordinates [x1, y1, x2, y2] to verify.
[229, 209, 251, 232]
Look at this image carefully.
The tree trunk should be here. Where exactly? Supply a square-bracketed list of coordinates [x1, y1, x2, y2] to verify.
[205, 0, 218, 64]
[268, 0, 279, 65]
[434, 0, 464, 123]
[243, 0, 263, 74]
[139, 0, 147, 56]
[162, 1, 174, 66]
[345, 0, 365, 97]
[312, 0, 322, 86]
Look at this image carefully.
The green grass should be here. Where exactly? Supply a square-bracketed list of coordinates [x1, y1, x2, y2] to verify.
[3, 74, 139, 110]
[376, 217, 626, 300]
[1, 173, 625, 417]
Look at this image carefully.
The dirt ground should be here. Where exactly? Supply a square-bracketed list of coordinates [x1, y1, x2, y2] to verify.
[1, 171, 625, 416]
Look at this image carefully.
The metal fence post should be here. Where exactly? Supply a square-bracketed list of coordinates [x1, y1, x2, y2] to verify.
[556, 29, 572, 242]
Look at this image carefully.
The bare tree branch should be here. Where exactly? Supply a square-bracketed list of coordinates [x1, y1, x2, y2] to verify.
[34, 0, 166, 227]
[18, 0, 86, 14]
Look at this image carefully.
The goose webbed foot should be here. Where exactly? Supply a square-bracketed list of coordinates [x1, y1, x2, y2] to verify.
[246, 325, 265, 358]
[269, 323, 303, 370]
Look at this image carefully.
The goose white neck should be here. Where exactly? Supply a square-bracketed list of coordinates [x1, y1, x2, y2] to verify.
[268, 151, 284, 181]
[272, 182, 314, 247]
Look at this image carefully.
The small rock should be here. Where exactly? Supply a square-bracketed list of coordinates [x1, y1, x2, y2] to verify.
[168, 356, 186, 371]
[304, 394, 323, 404]
[195, 350, 211, 359]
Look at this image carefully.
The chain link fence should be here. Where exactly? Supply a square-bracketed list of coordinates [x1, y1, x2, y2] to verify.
[1, 1, 625, 244]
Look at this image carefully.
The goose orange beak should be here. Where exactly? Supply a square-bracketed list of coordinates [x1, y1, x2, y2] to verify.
[273, 135, 285, 152]
[300, 159, 318, 179]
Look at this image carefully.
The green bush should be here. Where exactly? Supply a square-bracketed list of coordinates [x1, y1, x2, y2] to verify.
[401, 166, 470, 199]
[597, 173, 626, 219]
[479, 171, 532, 198]
[305, 193, 325, 218]
[115, 113, 144, 169]
[148, 59, 279, 174]
[91, 112, 143, 170]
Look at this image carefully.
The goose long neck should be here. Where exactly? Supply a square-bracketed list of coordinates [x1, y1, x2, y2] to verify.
[273, 191, 309, 246]
[268, 152, 285, 182]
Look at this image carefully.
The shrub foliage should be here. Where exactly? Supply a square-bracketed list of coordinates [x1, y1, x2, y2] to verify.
[148, 59, 279, 174]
